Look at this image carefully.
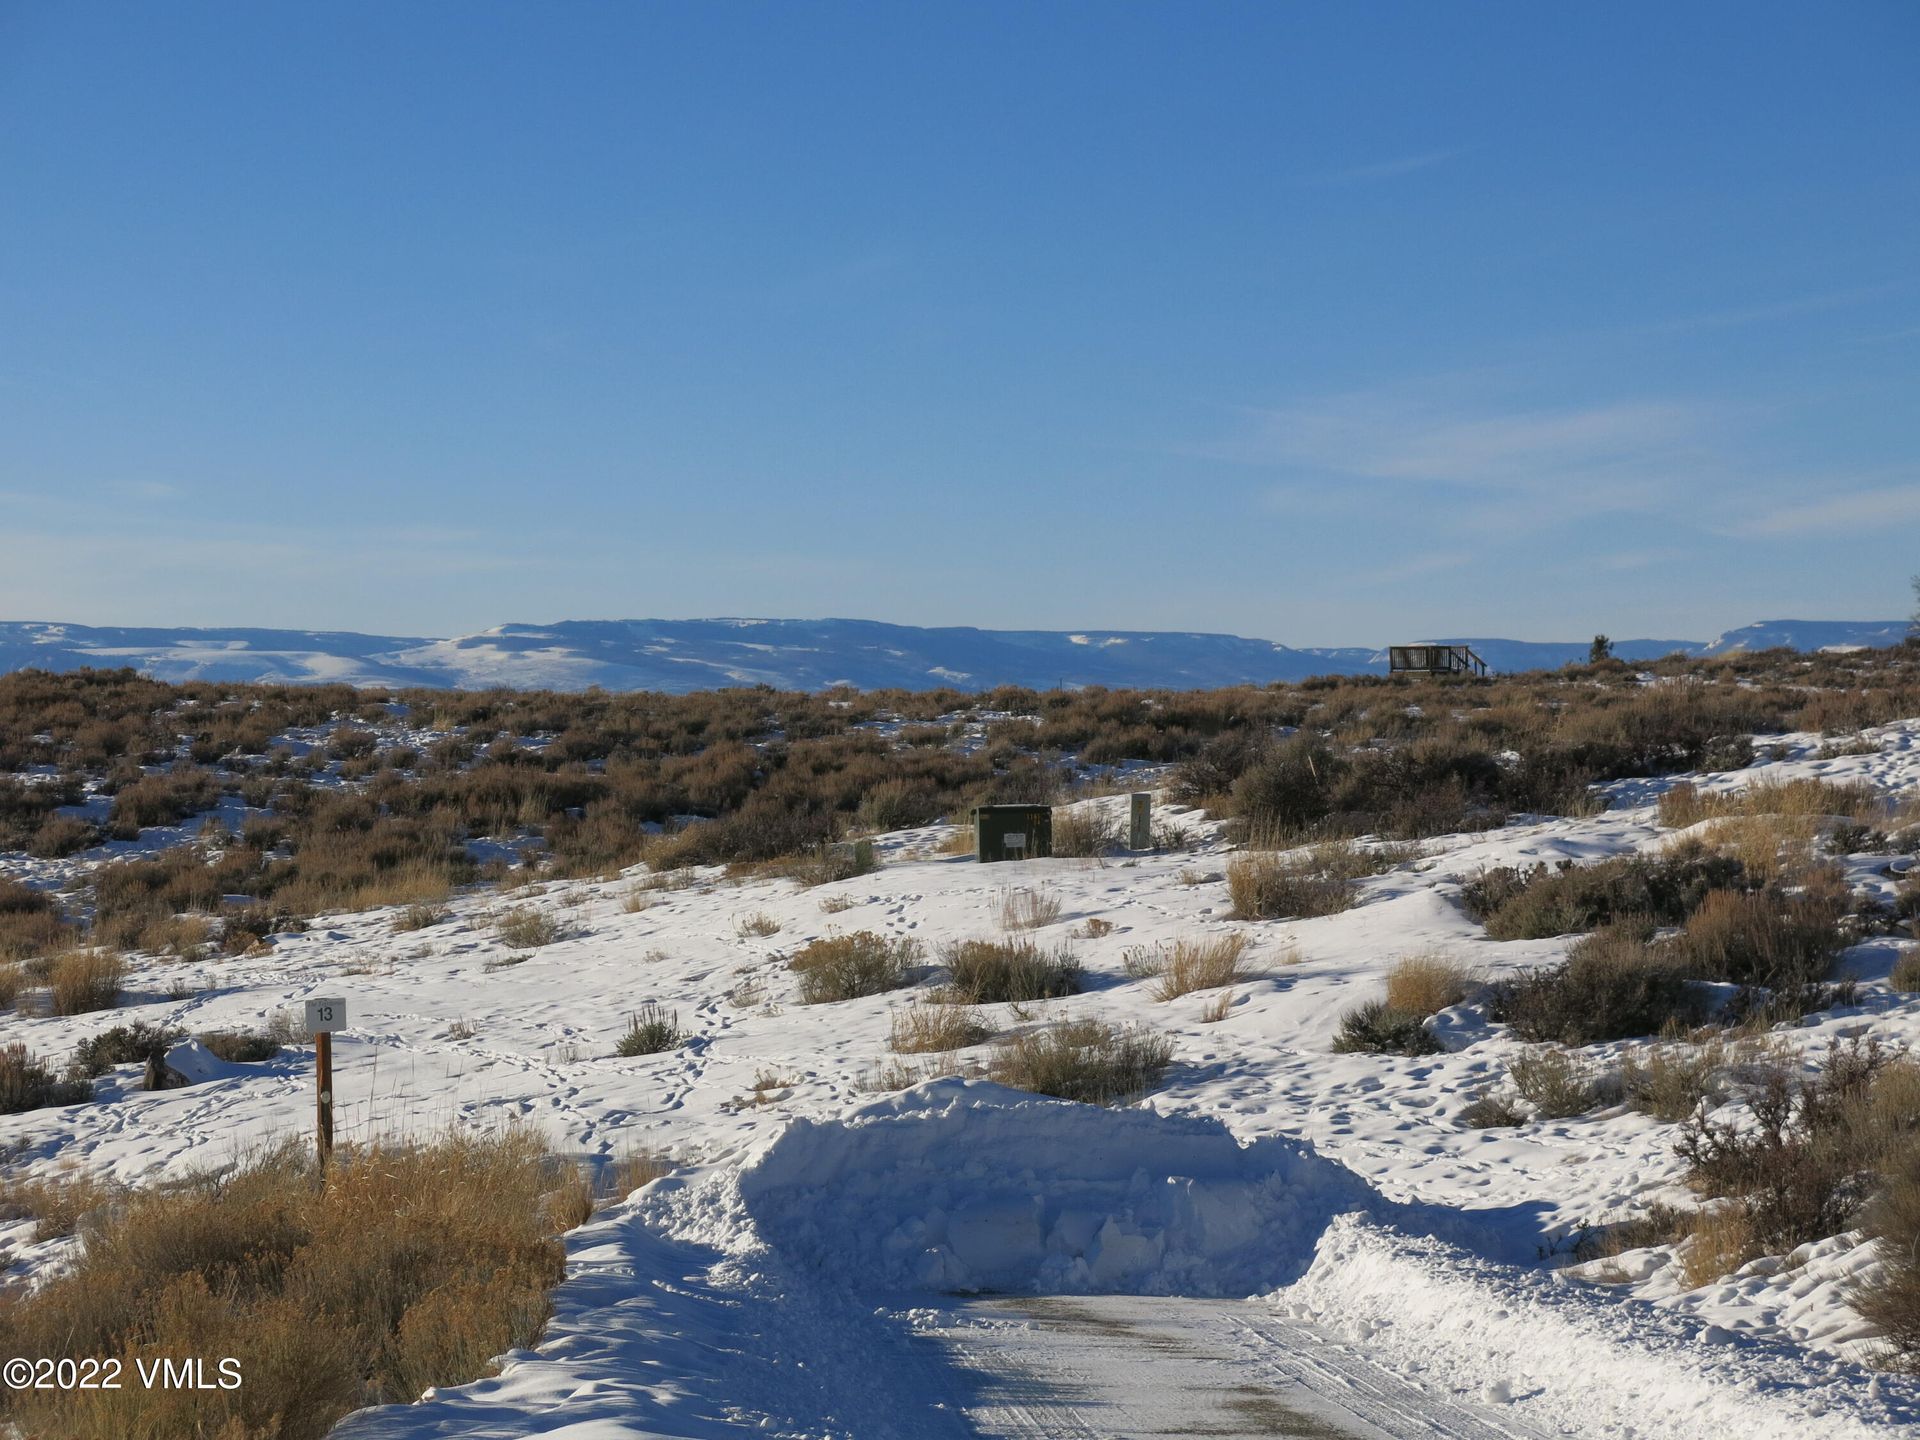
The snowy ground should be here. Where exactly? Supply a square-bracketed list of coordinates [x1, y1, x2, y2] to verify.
[8, 721, 1920, 1437]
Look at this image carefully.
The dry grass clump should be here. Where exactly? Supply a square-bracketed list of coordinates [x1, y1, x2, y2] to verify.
[0, 1044, 91, 1121]
[0, 877, 69, 963]
[997, 887, 1064, 931]
[1075, 916, 1115, 939]
[1892, 950, 1920, 992]
[105, 765, 222, 837]
[940, 937, 1081, 1004]
[0, 1129, 578, 1440]
[602, 1149, 671, 1200]
[1508, 1046, 1606, 1119]
[1621, 1032, 1736, 1122]
[734, 910, 781, 938]
[0, 1166, 121, 1240]
[197, 1030, 282, 1063]
[1226, 839, 1401, 920]
[889, 1000, 995, 1054]
[1384, 953, 1473, 1016]
[787, 930, 922, 1004]
[1678, 1205, 1761, 1289]
[852, 777, 941, 833]
[1658, 779, 1887, 885]
[392, 902, 450, 933]
[49, 950, 124, 1016]
[630, 866, 699, 896]
[935, 826, 975, 857]
[866, 1053, 970, 1091]
[731, 839, 880, 889]
[1859, 1139, 1920, 1367]
[545, 1165, 597, 1232]
[1658, 777, 1885, 829]
[1690, 816, 1823, 886]
[1459, 1091, 1527, 1129]
[1152, 934, 1254, 1001]
[988, 1019, 1173, 1106]
[615, 1002, 685, 1056]
[134, 912, 214, 959]
[1051, 805, 1119, 858]
[494, 906, 565, 949]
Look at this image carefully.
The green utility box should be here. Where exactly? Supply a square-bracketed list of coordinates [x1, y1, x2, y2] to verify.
[1129, 792, 1152, 851]
[973, 804, 1053, 863]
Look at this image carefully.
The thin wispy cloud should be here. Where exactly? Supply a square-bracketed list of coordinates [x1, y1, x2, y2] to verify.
[1209, 388, 1708, 493]
[1315, 147, 1470, 185]
[109, 480, 182, 501]
[1637, 282, 1908, 338]
[1731, 483, 1920, 537]
[1592, 548, 1689, 572]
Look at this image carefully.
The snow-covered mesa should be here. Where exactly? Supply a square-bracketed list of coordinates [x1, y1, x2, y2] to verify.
[0, 615, 1904, 692]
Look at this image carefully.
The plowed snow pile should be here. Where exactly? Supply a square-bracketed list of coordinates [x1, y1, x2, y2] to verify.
[732, 1078, 1372, 1294]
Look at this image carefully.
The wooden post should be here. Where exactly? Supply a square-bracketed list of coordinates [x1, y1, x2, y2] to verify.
[315, 1030, 334, 1167]
[1129, 792, 1152, 851]
[305, 996, 345, 1170]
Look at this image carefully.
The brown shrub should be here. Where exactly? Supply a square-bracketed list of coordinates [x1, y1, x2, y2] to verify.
[1462, 843, 1746, 940]
[0, 1043, 91, 1114]
[1679, 1038, 1909, 1258]
[1663, 886, 1845, 990]
[940, 938, 1081, 1004]
[1508, 1047, 1605, 1119]
[0, 1130, 574, 1440]
[788, 931, 921, 1004]
[0, 1167, 121, 1240]
[988, 1019, 1173, 1106]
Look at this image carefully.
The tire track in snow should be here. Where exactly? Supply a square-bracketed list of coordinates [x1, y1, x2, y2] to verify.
[921, 1295, 1552, 1440]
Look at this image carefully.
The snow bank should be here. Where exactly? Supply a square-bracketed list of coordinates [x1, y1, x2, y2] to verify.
[733, 1078, 1372, 1295]
[1285, 1215, 1914, 1440]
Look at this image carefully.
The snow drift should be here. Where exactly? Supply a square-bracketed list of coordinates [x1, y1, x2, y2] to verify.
[733, 1079, 1373, 1296]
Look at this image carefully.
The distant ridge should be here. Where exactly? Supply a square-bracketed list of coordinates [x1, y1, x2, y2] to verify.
[0, 617, 1903, 694]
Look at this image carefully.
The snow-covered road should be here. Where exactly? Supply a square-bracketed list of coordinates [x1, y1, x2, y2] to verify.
[922, 1294, 1548, 1439]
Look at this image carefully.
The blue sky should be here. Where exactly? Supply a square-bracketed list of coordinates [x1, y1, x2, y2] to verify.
[1, 1, 1915, 644]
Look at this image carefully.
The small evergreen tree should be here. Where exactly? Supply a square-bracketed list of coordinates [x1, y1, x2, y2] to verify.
[1589, 634, 1614, 664]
